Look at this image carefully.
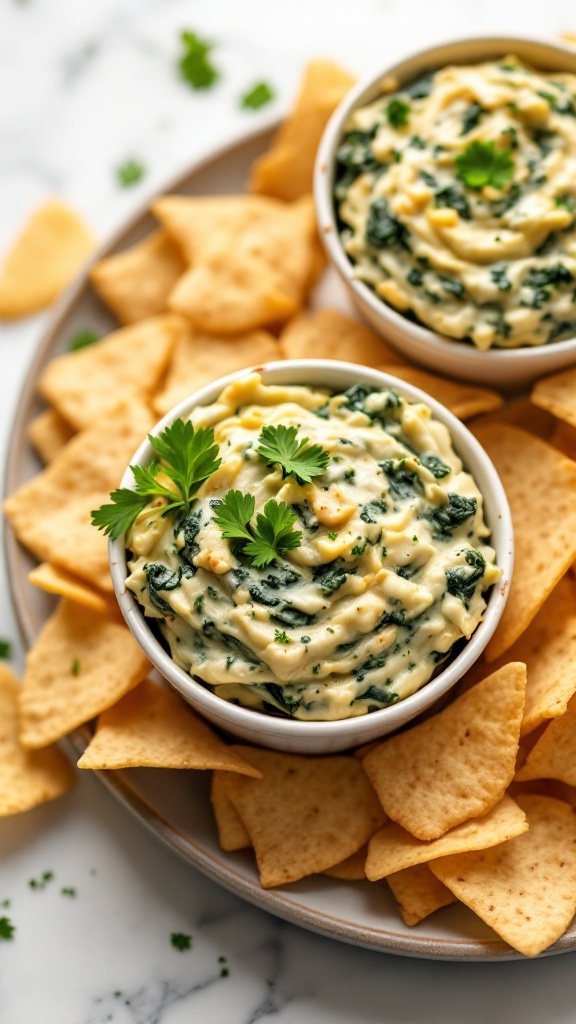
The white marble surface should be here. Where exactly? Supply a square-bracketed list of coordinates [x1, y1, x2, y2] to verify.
[2, 1, 576, 1020]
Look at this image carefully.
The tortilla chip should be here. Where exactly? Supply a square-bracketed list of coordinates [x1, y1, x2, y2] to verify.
[219, 747, 385, 887]
[39, 314, 178, 430]
[89, 230, 186, 324]
[363, 664, 526, 841]
[28, 562, 110, 615]
[532, 364, 576, 430]
[279, 308, 404, 366]
[470, 395, 555, 440]
[4, 400, 154, 592]
[249, 60, 356, 200]
[516, 693, 576, 786]
[366, 796, 527, 880]
[28, 408, 75, 464]
[430, 795, 576, 956]
[386, 865, 457, 926]
[0, 201, 95, 318]
[152, 195, 268, 264]
[77, 679, 261, 774]
[211, 774, 251, 851]
[153, 322, 280, 416]
[380, 365, 503, 421]
[19, 599, 151, 749]
[323, 845, 367, 880]
[551, 420, 576, 461]
[167, 196, 317, 333]
[0, 664, 75, 815]
[473, 424, 576, 662]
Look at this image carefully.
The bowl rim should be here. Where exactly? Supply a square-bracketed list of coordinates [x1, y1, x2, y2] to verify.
[109, 359, 513, 743]
[314, 33, 576, 367]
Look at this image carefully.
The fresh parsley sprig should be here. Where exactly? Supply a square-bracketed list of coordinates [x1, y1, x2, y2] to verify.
[256, 425, 329, 486]
[212, 489, 302, 568]
[91, 420, 221, 541]
[456, 140, 514, 191]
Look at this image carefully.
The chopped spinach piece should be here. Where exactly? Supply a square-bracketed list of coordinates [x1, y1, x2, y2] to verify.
[419, 169, 437, 188]
[360, 499, 388, 523]
[490, 182, 522, 216]
[445, 549, 486, 605]
[272, 606, 316, 629]
[435, 184, 471, 220]
[546, 318, 576, 343]
[461, 102, 483, 135]
[229, 566, 250, 589]
[420, 454, 450, 478]
[312, 559, 357, 596]
[525, 264, 573, 288]
[407, 268, 423, 287]
[439, 275, 464, 299]
[386, 98, 410, 128]
[410, 134, 426, 149]
[291, 501, 319, 533]
[201, 619, 261, 665]
[491, 311, 512, 339]
[380, 608, 406, 627]
[248, 584, 280, 607]
[262, 683, 301, 716]
[366, 198, 409, 249]
[491, 265, 512, 291]
[145, 563, 182, 614]
[355, 684, 398, 706]
[355, 652, 388, 682]
[404, 71, 434, 99]
[175, 508, 203, 568]
[381, 458, 423, 501]
[422, 493, 477, 537]
[336, 128, 378, 173]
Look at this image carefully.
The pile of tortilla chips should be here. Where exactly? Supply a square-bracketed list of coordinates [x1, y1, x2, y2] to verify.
[4, 59, 576, 960]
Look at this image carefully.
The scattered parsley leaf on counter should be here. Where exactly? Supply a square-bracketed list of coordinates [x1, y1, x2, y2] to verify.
[386, 98, 410, 128]
[178, 30, 219, 90]
[171, 931, 192, 951]
[0, 900, 10, 908]
[456, 140, 514, 191]
[220, 967, 230, 978]
[29, 871, 54, 891]
[116, 160, 145, 188]
[61, 887, 77, 897]
[69, 330, 99, 352]
[256, 425, 329, 485]
[213, 490, 302, 568]
[91, 420, 221, 540]
[0, 639, 11, 659]
[0, 918, 15, 941]
[241, 82, 275, 110]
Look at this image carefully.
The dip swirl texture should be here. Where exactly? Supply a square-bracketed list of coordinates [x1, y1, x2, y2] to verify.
[125, 376, 499, 720]
[336, 57, 576, 349]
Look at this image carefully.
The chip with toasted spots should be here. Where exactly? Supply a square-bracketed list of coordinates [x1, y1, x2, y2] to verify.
[363, 664, 526, 841]
[430, 795, 576, 957]
[153, 320, 280, 416]
[219, 746, 385, 887]
[322, 845, 367, 880]
[19, 599, 151, 749]
[0, 664, 75, 815]
[249, 60, 356, 200]
[532, 364, 576, 430]
[28, 408, 75, 464]
[89, 230, 186, 324]
[365, 796, 527, 880]
[516, 693, 576, 787]
[77, 678, 261, 775]
[551, 420, 576, 461]
[28, 562, 110, 614]
[211, 774, 251, 851]
[386, 865, 457, 927]
[39, 315, 178, 430]
[279, 308, 404, 366]
[380, 365, 503, 421]
[0, 201, 95, 318]
[4, 400, 153, 592]
[473, 424, 576, 662]
[152, 195, 273, 264]
[470, 395, 555, 440]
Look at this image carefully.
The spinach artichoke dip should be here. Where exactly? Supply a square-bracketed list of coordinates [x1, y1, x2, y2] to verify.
[336, 57, 576, 349]
[124, 376, 499, 721]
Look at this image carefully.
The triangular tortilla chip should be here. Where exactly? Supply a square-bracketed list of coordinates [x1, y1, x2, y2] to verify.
[19, 599, 151, 749]
[279, 308, 404, 366]
[363, 664, 526, 841]
[249, 60, 356, 200]
[77, 678, 261, 776]
[0, 201, 95, 318]
[28, 408, 75, 464]
[386, 865, 457, 926]
[469, 395, 555, 440]
[0, 664, 75, 815]
[39, 314, 178, 429]
[366, 796, 527, 880]
[380, 365, 503, 421]
[430, 795, 576, 957]
[516, 693, 576, 786]
[153, 321, 280, 416]
[473, 424, 576, 661]
[211, 774, 251, 851]
[551, 420, 576, 461]
[322, 845, 367, 880]
[28, 562, 110, 615]
[532, 364, 576, 429]
[89, 230, 186, 324]
[218, 746, 385, 887]
[152, 195, 274, 264]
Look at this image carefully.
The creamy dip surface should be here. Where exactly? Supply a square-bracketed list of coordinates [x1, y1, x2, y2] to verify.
[336, 57, 576, 350]
[125, 376, 499, 721]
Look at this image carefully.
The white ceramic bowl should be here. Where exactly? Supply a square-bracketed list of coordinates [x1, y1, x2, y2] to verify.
[109, 360, 513, 754]
[315, 36, 576, 391]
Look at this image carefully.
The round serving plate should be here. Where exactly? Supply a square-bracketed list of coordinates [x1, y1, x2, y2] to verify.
[5, 121, 573, 961]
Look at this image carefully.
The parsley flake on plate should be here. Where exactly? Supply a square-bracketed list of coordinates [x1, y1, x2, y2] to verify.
[213, 490, 302, 568]
[0, 917, 15, 941]
[178, 30, 219, 90]
[386, 98, 410, 128]
[241, 82, 275, 110]
[0, 639, 11, 659]
[456, 140, 514, 191]
[116, 160, 145, 188]
[171, 931, 192, 951]
[69, 329, 99, 352]
[256, 424, 329, 485]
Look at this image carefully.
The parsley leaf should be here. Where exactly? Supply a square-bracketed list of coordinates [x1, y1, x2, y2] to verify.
[456, 140, 514, 191]
[241, 82, 275, 110]
[274, 629, 291, 644]
[213, 490, 302, 568]
[116, 159, 145, 188]
[70, 659, 80, 676]
[91, 420, 221, 540]
[171, 931, 192, 951]
[0, 917, 15, 941]
[178, 30, 219, 90]
[0, 639, 11, 659]
[69, 329, 99, 352]
[386, 98, 410, 128]
[256, 425, 329, 485]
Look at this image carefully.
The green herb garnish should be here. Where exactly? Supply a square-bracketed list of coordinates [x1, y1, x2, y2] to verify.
[61, 887, 77, 897]
[256, 425, 329, 485]
[386, 98, 410, 128]
[116, 159, 145, 188]
[171, 932, 192, 951]
[456, 140, 514, 191]
[29, 871, 54, 891]
[0, 917, 15, 941]
[91, 419, 221, 540]
[274, 629, 291, 644]
[69, 329, 99, 352]
[70, 659, 80, 677]
[241, 81, 275, 110]
[178, 30, 219, 90]
[0, 639, 11, 659]
[213, 490, 302, 568]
